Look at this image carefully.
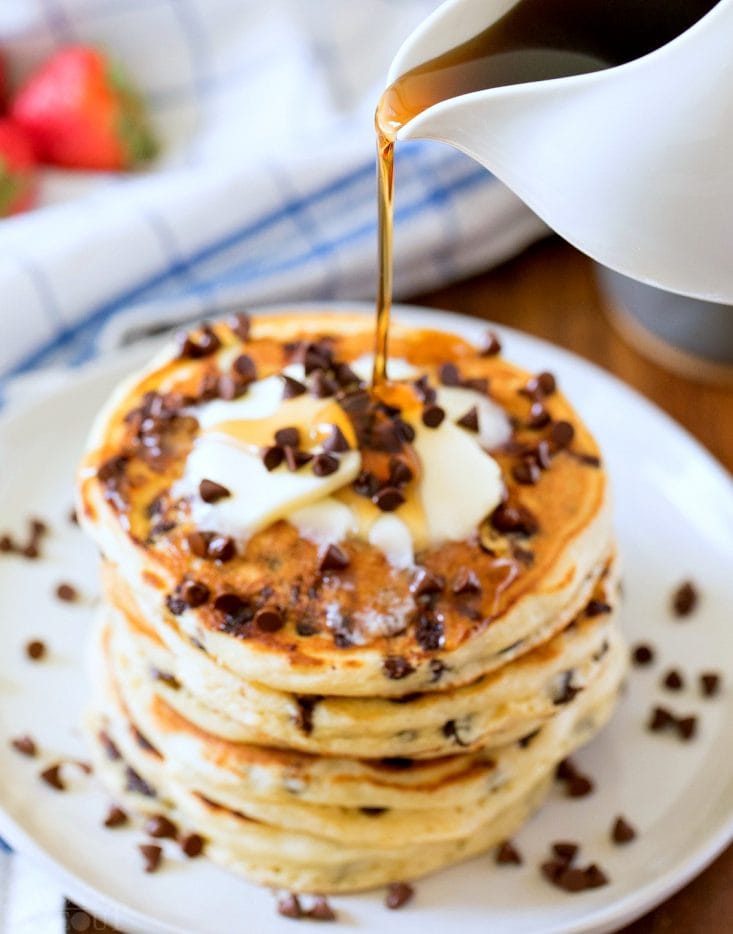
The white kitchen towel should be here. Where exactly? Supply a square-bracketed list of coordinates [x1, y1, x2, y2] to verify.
[0, 0, 545, 391]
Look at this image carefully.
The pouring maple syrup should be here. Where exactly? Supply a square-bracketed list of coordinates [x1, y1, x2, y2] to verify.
[372, 0, 718, 385]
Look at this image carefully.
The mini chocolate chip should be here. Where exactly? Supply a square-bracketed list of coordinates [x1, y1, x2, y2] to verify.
[323, 424, 350, 452]
[40, 764, 65, 791]
[320, 544, 349, 573]
[585, 864, 610, 888]
[373, 486, 405, 512]
[311, 370, 339, 398]
[518, 728, 541, 748]
[452, 568, 482, 595]
[383, 656, 415, 680]
[199, 479, 230, 503]
[632, 643, 655, 666]
[541, 859, 564, 884]
[422, 404, 445, 428]
[556, 758, 578, 781]
[648, 705, 674, 732]
[534, 440, 553, 470]
[567, 775, 594, 798]
[663, 669, 685, 691]
[553, 671, 581, 705]
[526, 371, 556, 397]
[395, 418, 416, 443]
[672, 580, 698, 617]
[307, 895, 337, 922]
[282, 375, 307, 399]
[180, 578, 211, 608]
[512, 460, 541, 485]
[284, 447, 313, 472]
[232, 354, 257, 382]
[277, 893, 303, 919]
[677, 715, 697, 741]
[166, 594, 187, 616]
[496, 840, 523, 865]
[490, 501, 539, 536]
[413, 375, 437, 404]
[312, 453, 339, 477]
[527, 401, 551, 429]
[385, 881, 414, 909]
[255, 608, 284, 632]
[139, 844, 163, 873]
[550, 420, 575, 450]
[481, 331, 502, 356]
[217, 373, 248, 400]
[274, 426, 300, 447]
[180, 833, 205, 858]
[103, 806, 128, 828]
[552, 842, 579, 863]
[186, 531, 210, 557]
[11, 735, 37, 757]
[438, 362, 461, 386]
[334, 362, 361, 388]
[361, 806, 388, 816]
[389, 457, 413, 486]
[456, 406, 479, 432]
[463, 376, 490, 394]
[700, 672, 721, 698]
[55, 582, 78, 602]
[611, 816, 637, 844]
[415, 613, 445, 651]
[25, 640, 46, 661]
[410, 568, 445, 597]
[353, 470, 380, 497]
[262, 445, 285, 471]
[294, 696, 321, 735]
[228, 311, 251, 341]
[556, 867, 590, 893]
[145, 815, 178, 839]
[125, 766, 157, 798]
[214, 593, 252, 620]
[208, 535, 236, 562]
[586, 599, 612, 617]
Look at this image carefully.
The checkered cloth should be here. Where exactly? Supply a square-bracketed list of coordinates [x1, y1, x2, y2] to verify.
[0, 0, 545, 929]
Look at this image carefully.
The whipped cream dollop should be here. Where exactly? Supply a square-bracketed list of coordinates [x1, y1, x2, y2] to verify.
[175, 356, 511, 567]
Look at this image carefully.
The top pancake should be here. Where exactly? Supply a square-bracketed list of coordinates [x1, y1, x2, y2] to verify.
[78, 311, 612, 696]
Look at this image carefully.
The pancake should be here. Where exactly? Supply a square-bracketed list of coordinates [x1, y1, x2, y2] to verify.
[103, 555, 620, 759]
[78, 312, 613, 697]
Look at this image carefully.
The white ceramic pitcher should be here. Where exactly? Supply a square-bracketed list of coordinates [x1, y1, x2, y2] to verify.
[388, 0, 733, 303]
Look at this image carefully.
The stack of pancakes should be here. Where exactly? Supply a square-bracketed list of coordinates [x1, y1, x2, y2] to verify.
[77, 312, 626, 893]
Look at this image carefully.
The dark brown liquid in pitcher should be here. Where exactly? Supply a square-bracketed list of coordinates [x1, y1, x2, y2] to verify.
[372, 0, 718, 384]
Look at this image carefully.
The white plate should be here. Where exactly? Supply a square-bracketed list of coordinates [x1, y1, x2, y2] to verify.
[0, 303, 732, 934]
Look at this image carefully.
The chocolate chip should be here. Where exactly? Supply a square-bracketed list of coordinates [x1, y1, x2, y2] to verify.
[55, 582, 78, 602]
[527, 401, 551, 429]
[262, 445, 285, 471]
[496, 840, 523, 865]
[534, 440, 552, 470]
[567, 774, 594, 798]
[353, 470, 380, 498]
[452, 568, 482, 595]
[438, 362, 461, 386]
[700, 672, 721, 698]
[456, 406, 479, 432]
[294, 696, 321, 735]
[552, 842, 578, 863]
[383, 656, 415, 680]
[311, 370, 339, 398]
[648, 705, 674, 732]
[125, 766, 156, 797]
[388, 457, 413, 487]
[145, 815, 178, 840]
[611, 816, 637, 844]
[282, 375, 307, 399]
[199, 479, 230, 503]
[632, 643, 655, 666]
[385, 882, 414, 909]
[277, 893, 303, 919]
[228, 311, 251, 341]
[677, 715, 697, 741]
[99, 730, 121, 761]
[541, 859, 564, 884]
[232, 354, 257, 382]
[415, 613, 445, 651]
[323, 424, 350, 452]
[429, 659, 446, 683]
[585, 599, 612, 617]
[319, 544, 349, 573]
[672, 580, 698, 617]
[306, 895, 337, 922]
[334, 362, 361, 388]
[550, 420, 575, 450]
[139, 844, 163, 873]
[166, 594, 187, 616]
[525, 371, 556, 397]
[180, 833, 205, 858]
[421, 404, 445, 428]
[25, 640, 46, 661]
[180, 578, 210, 608]
[255, 608, 284, 632]
[410, 568, 445, 597]
[518, 728, 541, 748]
[177, 325, 221, 359]
[512, 460, 540, 485]
[490, 501, 539, 536]
[480, 331, 502, 356]
[553, 671, 581, 705]
[214, 592, 252, 620]
[373, 486, 405, 512]
[284, 447, 313, 472]
[361, 806, 388, 816]
[103, 805, 128, 828]
[216, 373, 248, 400]
[556, 867, 591, 892]
[302, 342, 333, 374]
[274, 426, 300, 447]
[312, 453, 339, 477]
[395, 418, 416, 443]
[585, 864, 610, 888]
[463, 376, 489, 395]
[208, 535, 236, 562]
[663, 669, 685, 691]
[11, 735, 37, 757]
[40, 764, 65, 791]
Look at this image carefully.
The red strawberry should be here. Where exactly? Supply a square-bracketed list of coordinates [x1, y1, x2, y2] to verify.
[11, 46, 157, 171]
[0, 119, 37, 216]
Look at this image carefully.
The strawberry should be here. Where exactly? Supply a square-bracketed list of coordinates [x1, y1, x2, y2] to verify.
[0, 118, 37, 216]
[11, 46, 157, 171]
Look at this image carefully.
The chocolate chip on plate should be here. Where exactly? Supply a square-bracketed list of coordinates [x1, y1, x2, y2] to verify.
[277, 893, 302, 919]
[700, 672, 721, 698]
[180, 833, 206, 858]
[139, 844, 163, 873]
[145, 815, 178, 840]
[648, 705, 674, 732]
[199, 479, 231, 503]
[40, 764, 65, 791]
[55, 582, 79, 602]
[672, 580, 698, 617]
[496, 840, 523, 865]
[662, 669, 685, 691]
[103, 806, 128, 828]
[677, 715, 698, 741]
[456, 406, 480, 432]
[312, 453, 339, 477]
[611, 816, 637, 845]
[11, 735, 37, 757]
[306, 895, 337, 921]
[631, 643, 655, 666]
[552, 841, 578, 864]
[385, 881, 415, 909]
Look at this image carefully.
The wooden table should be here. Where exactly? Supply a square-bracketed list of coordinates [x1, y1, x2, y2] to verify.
[69, 236, 732, 934]
[416, 235, 733, 934]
